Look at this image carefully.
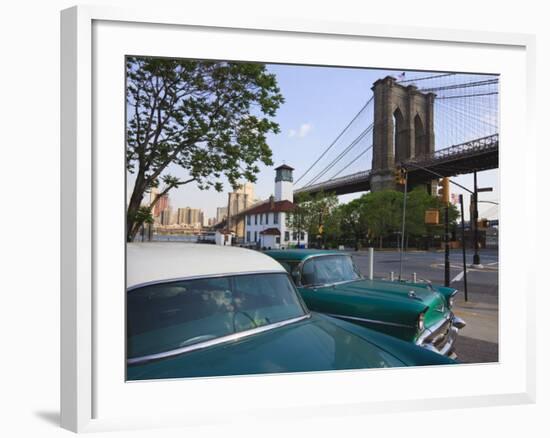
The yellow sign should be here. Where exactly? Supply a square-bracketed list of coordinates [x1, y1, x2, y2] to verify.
[425, 209, 439, 225]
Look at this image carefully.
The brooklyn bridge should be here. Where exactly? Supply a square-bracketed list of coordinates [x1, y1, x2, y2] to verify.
[293, 73, 499, 197]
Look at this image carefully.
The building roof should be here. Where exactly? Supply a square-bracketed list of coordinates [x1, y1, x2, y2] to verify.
[127, 243, 284, 289]
[241, 199, 295, 215]
[275, 164, 295, 171]
[260, 227, 281, 236]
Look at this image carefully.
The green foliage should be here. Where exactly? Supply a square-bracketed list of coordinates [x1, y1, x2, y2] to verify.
[125, 56, 284, 241]
[286, 191, 339, 245]
[311, 187, 460, 249]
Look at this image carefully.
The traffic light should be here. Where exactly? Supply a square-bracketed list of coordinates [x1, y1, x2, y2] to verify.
[437, 177, 450, 205]
[394, 166, 406, 185]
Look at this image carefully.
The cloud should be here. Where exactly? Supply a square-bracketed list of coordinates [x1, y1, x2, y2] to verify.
[288, 123, 312, 138]
[298, 123, 312, 138]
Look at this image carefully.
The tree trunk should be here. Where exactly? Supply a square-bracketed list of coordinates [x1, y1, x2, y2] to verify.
[126, 171, 147, 242]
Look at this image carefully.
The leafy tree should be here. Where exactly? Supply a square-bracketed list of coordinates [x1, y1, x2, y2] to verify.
[361, 190, 403, 248]
[285, 193, 310, 246]
[125, 56, 284, 241]
[337, 199, 369, 249]
[286, 191, 338, 247]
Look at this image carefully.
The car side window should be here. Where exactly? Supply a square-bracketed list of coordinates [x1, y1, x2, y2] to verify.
[301, 259, 317, 286]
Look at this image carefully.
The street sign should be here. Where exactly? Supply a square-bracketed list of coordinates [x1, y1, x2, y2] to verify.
[425, 209, 439, 225]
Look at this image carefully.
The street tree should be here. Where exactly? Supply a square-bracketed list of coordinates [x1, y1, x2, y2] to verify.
[286, 191, 338, 247]
[338, 198, 369, 249]
[361, 190, 403, 248]
[126, 56, 284, 242]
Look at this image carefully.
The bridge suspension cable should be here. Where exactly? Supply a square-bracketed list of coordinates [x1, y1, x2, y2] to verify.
[302, 123, 373, 188]
[329, 145, 372, 180]
[294, 95, 374, 185]
[397, 72, 456, 83]
[420, 78, 499, 93]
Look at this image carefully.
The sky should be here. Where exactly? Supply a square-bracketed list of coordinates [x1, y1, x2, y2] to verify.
[127, 63, 499, 221]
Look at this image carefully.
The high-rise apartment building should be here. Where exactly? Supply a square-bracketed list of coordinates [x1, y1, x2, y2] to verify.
[216, 206, 228, 224]
[177, 207, 204, 227]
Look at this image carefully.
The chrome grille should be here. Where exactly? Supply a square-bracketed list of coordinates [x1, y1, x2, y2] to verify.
[427, 319, 452, 349]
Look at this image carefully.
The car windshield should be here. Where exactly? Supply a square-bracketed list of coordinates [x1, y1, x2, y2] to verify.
[127, 272, 307, 359]
[301, 255, 362, 287]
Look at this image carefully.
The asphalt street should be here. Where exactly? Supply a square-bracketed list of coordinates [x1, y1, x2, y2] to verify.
[350, 248, 499, 364]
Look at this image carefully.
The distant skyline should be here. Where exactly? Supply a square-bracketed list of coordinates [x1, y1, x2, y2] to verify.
[127, 63, 499, 221]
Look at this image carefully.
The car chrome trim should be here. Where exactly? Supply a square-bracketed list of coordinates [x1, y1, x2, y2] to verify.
[421, 326, 459, 357]
[415, 314, 452, 345]
[415, 312, 465, 356]
[127, 314, 311, 365]
[452, 315, 466, 329]
[326, 313, 415, 329]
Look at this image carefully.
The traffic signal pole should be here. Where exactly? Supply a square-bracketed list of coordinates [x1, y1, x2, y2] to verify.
[472, 171, 481, 266]
[459, 194, 469, 301]
[440, 177, 451, 287]
[444, 206, 450, 287]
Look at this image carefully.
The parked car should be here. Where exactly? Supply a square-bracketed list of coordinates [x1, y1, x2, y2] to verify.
[127, 243, 456, 380]
[264, 249, 465, 358]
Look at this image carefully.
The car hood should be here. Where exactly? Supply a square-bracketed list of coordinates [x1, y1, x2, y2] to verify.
[328, 279, 450, 327]
[127, 313, 413, 380]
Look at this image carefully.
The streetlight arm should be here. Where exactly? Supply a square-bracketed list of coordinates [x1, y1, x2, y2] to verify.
[400, 161, 473, 194]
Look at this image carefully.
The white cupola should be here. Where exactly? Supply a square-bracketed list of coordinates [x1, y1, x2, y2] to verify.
[274, 164, 294, 202]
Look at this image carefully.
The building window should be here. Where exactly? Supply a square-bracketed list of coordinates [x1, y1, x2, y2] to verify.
[276, 237, 280, 244]
[254, 231, 257, 242]
[260, 214, 263, 225]
[246, 231, 250, 242]
[301, 232, 305, 240]
[292, 232, 297, 241]
[255, 215, 258, 225]
[273, 212, 279, 224]
[246, 215, 250, 226]
[284, 231, 289, 242]
[265, 213, 269, 225]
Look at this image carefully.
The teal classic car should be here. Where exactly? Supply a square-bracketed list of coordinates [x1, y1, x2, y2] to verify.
[264, 249, 465, 358]
[127, 243, 456, 380]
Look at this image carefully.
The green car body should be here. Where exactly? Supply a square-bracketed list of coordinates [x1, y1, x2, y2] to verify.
[126, 244, 456, 381]
[264, 249, 465, 357]
[127, 312, 456, 381]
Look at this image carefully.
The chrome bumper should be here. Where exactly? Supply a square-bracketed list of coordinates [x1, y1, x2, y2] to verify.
[416, 315, 466, 358]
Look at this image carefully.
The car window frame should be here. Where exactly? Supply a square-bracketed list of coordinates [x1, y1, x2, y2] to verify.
[297, 254, 364, 289]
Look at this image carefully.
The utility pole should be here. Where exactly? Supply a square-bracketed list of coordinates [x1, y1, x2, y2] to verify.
[459, 194, 468, 301]
[396, 166, 408, 281]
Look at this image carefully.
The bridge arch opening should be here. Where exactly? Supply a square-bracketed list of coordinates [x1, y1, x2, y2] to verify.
[414, 114, 426, 157]
[393, 107, 406, 163]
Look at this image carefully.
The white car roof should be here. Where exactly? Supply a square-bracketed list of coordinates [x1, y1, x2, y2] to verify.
[127, 243, 285, 289]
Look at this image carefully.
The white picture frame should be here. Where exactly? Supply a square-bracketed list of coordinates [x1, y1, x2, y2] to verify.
[60, 5, 536, 433]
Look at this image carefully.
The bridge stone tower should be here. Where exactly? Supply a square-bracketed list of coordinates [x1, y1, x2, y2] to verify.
[370, 76, 436, 193]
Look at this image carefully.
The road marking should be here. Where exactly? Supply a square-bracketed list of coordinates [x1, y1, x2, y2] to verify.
[487, 262, 499, 266]
[451, 270, 465, 283]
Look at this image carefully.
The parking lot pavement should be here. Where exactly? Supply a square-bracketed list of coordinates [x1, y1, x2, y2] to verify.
[350, 248, 499, 364]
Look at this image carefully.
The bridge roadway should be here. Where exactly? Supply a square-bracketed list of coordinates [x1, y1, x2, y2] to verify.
[294, 134, 498, 197]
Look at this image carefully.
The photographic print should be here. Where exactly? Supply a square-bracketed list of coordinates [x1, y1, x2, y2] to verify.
[125, 56, 499, 381]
